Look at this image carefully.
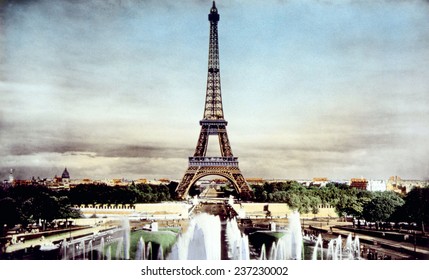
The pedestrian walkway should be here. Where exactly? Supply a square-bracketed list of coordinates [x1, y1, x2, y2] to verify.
[5, 225, 115, 254]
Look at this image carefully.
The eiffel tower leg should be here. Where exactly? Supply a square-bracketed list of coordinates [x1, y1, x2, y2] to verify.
[232, 172, 254, 200]
[175, 166, 198, 199]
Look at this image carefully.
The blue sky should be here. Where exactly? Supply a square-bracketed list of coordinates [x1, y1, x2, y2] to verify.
[1, 0, 428, 181]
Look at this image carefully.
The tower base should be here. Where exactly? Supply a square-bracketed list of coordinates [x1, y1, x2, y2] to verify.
[176, 165, 253, 201]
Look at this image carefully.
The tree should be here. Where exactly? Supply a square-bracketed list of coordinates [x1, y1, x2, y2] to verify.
[251, 185, 266, 202]
[0, 197, 19, 227]
[399, 187, 429, 233]
[56, 196, 82, 223]
[310, 196, 321, 215]
[167, 181, 179, 200]
[261, 190, 268, 202]
[333, 187, 371, 218]
[362, 191, 404, 223]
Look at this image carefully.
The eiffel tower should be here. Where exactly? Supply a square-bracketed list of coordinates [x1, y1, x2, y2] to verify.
[175, 2, 253, 200]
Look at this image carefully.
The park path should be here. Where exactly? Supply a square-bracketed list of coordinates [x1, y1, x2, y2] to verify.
[5, 225, 114, 253]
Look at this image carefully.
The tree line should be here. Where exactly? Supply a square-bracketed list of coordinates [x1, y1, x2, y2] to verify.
[0, 185, 80, 232]
[66, 182, 176, 205]
[0, 182, 177, 234]
[251, 181, 429, 232]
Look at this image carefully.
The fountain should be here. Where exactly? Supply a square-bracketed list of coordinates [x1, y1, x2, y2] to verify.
[122, 218, 130, 259]
[192, 196, 199, 206]
[226, 218, 250, 260]
[105, 246, 111, 260]
[269, 211, 303, 260]
[319, 233, 360, 260]
[327, 239, 335, 260]
[115, 238, 124, 260]
[135, 237, 146, 260]
[334, 235, 342, 260]
[259, 243, 267, 260]
[168, 213, 221, 260]
[56, 206, 360, 261]
[268, 241, 278, 260]
[146, 242, 153, 260]
[61, 239, 67, 260]
[249, 211, 303, 260]
[311, 234, 324, 260]
[345, 233, 360, 260]
[99, 237, 105, 260]
[269, 234, 300, 260]
[151, 222, 158, 232]
[133, 218, 341, 261]
[79, 240, 86, 260]
[238, 207, 246, 219]
[87, 240, 93, 260]
[228, 195, 234, 205]
[354, 236, 360, 259]
[345, 233, 353, 259]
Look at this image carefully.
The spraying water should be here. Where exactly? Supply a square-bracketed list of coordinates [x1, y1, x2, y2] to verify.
[260, 243, 267, 260]
[106, 246, 111, 260]
[61, 239, 67, 260]
[87, 240, 93, 260]
[135, 237, 146, 260]
[226, 218, 250, 260]
[99, 237, 105, 260]
[80, 240, 86, 260]
[122, 218, 130, 260]
[168, 213, 221, 260]
[311, 234, 324, 260]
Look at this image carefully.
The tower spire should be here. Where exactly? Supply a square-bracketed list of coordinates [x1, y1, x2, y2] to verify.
[204, 0, 223, 120]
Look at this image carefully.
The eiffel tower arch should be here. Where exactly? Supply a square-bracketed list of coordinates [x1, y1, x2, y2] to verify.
[176, 2, 253, 200]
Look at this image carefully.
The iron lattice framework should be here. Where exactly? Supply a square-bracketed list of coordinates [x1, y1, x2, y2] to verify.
[176, 2, 253, 200]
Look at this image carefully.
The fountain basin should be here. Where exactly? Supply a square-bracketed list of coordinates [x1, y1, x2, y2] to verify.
[106, 229, 178, 260]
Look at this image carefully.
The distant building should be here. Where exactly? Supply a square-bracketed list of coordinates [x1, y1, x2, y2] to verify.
[327, 179, 349, 186]
[61, 168, 70, 184]
[387, 176, 428, 194]
[246, 178, 265, 185]
[53, 175, 62, 184]
[135, 178, 148, 184]
[367, 180, 387, 192]
[296, 179, 312, 187]
[158, 178, 170, 184]
[350, 178, 368, 190]
[213, 178, 228, 184]
[312, 177, 329, 187]
[266, 179, 291, 184]
[109, 178, 129, 186]
[387, 176, 401, 192]
[72, 178, 95, 186]
[8, 169, 14, 184]
[12, 179, 33, 186]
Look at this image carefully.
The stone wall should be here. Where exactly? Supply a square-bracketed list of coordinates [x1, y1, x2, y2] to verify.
[76, 203, 192, 219]
[232, 203, 338, 219]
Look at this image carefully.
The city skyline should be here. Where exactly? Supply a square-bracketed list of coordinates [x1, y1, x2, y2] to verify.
[1, 0, 429, 181]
